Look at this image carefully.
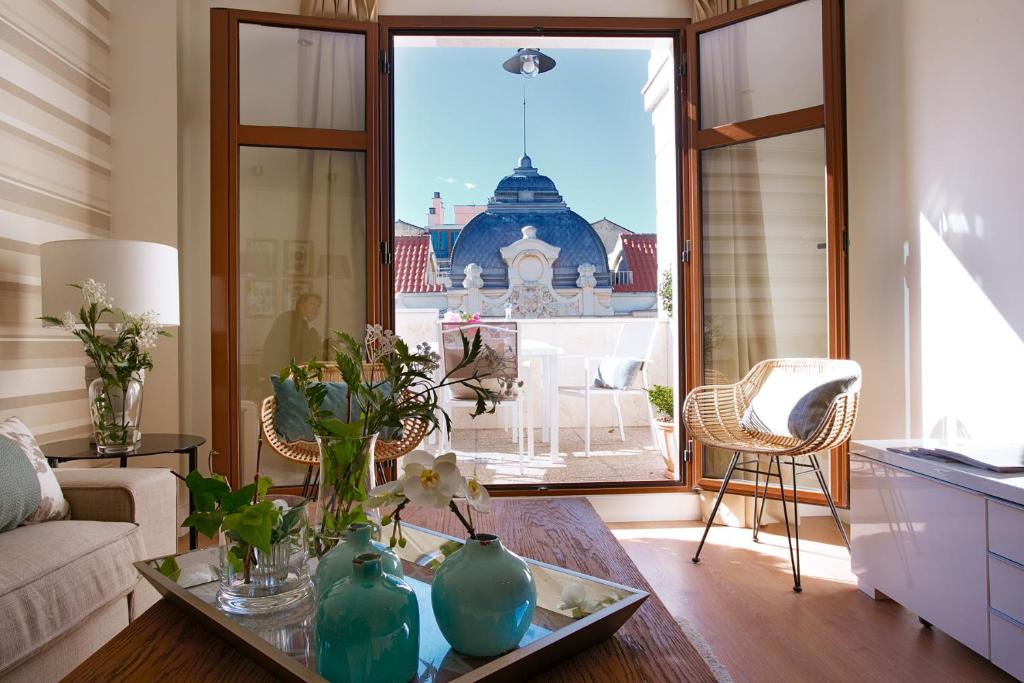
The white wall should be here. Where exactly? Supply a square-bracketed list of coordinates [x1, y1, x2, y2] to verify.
[846, 0, 1024, 442]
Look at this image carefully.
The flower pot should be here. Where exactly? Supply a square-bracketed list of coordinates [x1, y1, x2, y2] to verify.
[317, 553, 419, 683]
[313, 434, 378, 552]
[430, 534, 536, 657]
[217, 502, 312, 615]
[88, 378, 143, 453]
[655, 419, 677, 479]
[315, 522, 403, 603]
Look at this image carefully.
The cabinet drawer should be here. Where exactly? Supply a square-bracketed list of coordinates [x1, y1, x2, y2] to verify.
[990, 555, 1024, 624]
[991, 611, 1024, 681]
[989, 500, 1024, 565]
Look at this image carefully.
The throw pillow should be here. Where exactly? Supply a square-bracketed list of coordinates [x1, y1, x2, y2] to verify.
[594, 358, 643, 390]
[0, 417, 69, 523]
[0, 434, 42, 531]
[271, 376, 353, 443]
[740, 370, 860, 440]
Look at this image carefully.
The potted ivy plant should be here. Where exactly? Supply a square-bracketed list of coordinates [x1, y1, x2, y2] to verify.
[646, 384, 677, 479]
[172, 471, 312, 614]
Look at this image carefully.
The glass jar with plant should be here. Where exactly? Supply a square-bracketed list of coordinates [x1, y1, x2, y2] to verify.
[286, 325, 498, 554]
[171, 470, 312, 614]
[40, 280, 170, 453]
[646, 384, 677, 479]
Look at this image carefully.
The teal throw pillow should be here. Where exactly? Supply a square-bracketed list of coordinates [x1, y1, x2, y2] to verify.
[0, 434, 42, 532]
[271, 376, 354, 443]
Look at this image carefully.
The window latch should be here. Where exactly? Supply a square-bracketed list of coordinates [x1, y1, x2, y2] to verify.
[684, 439, 693, 463]
[681, 239, 692, 264]
[379, 241, 391, 265]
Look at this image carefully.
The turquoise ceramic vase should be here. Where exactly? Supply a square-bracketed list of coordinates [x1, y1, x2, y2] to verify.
[316, 523, 403, 602]
[316, 553, 419, 683]
[430, 534, 536, 657]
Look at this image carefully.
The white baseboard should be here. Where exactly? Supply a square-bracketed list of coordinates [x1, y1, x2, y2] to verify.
[587, 492, 701, 523]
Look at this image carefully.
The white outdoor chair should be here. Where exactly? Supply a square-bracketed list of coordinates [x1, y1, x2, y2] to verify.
[557, 321, 659, 457]
[439, 322, 534, 474]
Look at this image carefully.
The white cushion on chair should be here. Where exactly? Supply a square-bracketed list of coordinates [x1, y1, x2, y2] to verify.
[740, 370, 859, 440]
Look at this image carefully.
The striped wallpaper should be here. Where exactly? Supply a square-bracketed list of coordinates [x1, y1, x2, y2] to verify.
[0, 0, 111, 443]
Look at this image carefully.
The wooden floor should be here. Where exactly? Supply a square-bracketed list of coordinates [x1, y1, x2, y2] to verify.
[610, 517, 1012, 683]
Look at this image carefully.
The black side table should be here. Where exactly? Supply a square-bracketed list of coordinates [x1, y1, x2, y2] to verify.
[42, 433, 206, 550]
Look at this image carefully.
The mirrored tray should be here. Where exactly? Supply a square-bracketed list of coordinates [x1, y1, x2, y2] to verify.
[137, 524, 648, 682]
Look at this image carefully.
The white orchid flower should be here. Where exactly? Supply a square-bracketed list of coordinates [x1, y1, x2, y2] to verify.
[558, 581, 617, 618]
[401, 450, 461, 508]
[459, 476, 491, 513]
[366, 479, 405, 509]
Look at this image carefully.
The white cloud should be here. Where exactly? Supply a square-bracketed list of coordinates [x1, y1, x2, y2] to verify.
[437, 176, 455, 184]
[464, 182, 476, 189]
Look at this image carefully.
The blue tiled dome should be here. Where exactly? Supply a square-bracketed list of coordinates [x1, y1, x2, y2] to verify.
[450, 156, 610, 289]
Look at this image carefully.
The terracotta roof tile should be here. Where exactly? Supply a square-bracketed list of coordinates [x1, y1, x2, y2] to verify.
[394, 235, 443, 293]
[613, 234, 658, 293]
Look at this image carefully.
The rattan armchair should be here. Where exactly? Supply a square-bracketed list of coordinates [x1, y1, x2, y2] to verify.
[684, 358, 861, 592]
[258, 363, 429, 496]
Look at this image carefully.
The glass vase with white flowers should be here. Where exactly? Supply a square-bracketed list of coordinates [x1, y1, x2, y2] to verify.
[40, 280, 170, 453]
[286, 325, 499, 554]
[367, 451, 537, 658]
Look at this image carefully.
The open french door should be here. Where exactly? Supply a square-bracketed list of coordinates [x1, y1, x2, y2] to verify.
[210, 10, 381, 489]
[682, 0, 850, 505]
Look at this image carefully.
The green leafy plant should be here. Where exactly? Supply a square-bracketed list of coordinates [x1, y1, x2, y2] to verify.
[286, 325, 499, 548]
[40, 280, 170, 444]
[645, 384, 674, 420]
[176, 470, 306, 583]
[659, 269, 673, 317]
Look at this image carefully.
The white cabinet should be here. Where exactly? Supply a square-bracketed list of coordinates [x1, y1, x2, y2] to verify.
[852, 442, 1024, 677]
[850, 455, 989, 656]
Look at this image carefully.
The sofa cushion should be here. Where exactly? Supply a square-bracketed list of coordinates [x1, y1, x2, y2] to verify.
[0, 520, 144, 674]
[0, 434, 41, 532]
[0, 417, 67, 523]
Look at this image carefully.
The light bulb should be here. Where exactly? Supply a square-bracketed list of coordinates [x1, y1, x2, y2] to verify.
[520, 54, 539, 78]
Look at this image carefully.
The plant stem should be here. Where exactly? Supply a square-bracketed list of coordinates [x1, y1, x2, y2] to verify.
[448, 499, 475, 538]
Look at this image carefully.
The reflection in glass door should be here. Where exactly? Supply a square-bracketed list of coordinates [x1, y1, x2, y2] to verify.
[210, 10, 378, 488]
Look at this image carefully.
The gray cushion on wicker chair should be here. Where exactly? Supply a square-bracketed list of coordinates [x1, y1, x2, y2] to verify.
[740, 371, 859, 440]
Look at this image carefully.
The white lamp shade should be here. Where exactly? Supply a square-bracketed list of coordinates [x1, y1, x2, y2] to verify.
[40, 239, 180, 326]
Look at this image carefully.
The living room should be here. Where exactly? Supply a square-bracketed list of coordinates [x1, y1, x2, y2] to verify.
[1, 0, 1022, 681]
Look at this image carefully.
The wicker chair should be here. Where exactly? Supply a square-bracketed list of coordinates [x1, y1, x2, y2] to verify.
[258, 363, 429, 496]
[684, 358, 861, 592]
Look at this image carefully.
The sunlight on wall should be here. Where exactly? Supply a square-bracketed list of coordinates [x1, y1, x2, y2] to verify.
[918, 212, 1024, 441]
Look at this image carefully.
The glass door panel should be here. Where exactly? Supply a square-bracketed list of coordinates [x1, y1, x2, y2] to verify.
[237, 146, 367, 487]
[699, 129, 829, 484]
[239, 23, 366, 130]
[698, 0, 823, 129]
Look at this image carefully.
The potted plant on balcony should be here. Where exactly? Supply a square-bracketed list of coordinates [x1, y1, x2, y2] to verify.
[646, 384, 677, 479]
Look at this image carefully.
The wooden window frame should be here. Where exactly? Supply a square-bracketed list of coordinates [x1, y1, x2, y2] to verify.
[210, 9, 380, 488]
[683, 0, 851, 507]
[378, 15, 693, 496]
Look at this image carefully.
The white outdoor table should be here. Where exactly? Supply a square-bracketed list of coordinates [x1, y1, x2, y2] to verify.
[522, 338, 564, 458]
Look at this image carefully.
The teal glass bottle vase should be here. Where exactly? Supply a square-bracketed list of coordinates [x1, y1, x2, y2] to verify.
[316, 553, 419, 683]
[430, 534, 537, 657]
[315, 523, 403, 602]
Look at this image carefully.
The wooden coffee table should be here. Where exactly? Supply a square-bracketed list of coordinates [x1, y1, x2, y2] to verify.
[66, 498, 716, 682]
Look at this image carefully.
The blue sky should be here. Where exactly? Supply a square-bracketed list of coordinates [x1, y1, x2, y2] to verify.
[393, 46, 657, 232]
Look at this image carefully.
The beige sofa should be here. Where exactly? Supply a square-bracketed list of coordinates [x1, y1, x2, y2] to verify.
[0, 467, 177, 682]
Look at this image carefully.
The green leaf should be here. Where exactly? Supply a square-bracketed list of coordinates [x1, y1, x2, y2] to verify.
[182, 510, 224, 538]
[256, 475, 273, 500]
[222, 500, 278, 554]
[157, 556, 181, 582]
[221, 483, 256, 513]
[185, 469, 230, 512]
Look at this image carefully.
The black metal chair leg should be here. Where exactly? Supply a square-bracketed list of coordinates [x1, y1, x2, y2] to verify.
[752, 457, 761, 542]
[791, 457, 802, 592]
[754, 457, 772, 543]
[692, 451, 741, 564]
[771, 456, 800, 592]
[811, 453, 850, 549]
[301, 465, 313, 498]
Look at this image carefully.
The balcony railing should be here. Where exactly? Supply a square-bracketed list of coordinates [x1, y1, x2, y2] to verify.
[611, 270, 634, 286]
